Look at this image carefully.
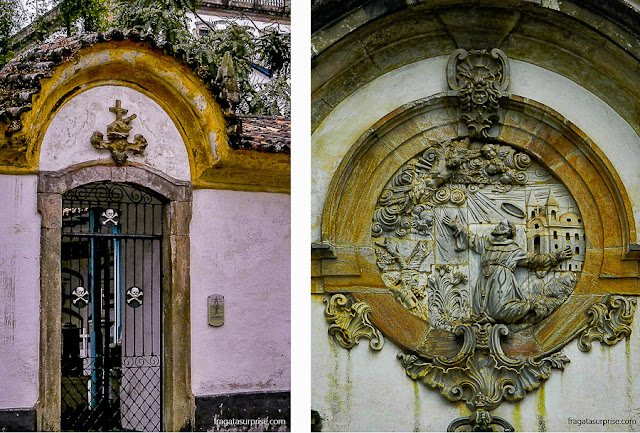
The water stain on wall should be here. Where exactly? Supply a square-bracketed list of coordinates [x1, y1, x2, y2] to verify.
[512, 402, 522, 432]
[0, 256, 16, 346]
[413, 381, 421, 431]
[536, 384, 547, 432]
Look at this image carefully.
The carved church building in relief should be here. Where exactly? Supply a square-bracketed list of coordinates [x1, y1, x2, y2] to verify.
[526, 190, 585, 272]
[312, 1, 640, 431]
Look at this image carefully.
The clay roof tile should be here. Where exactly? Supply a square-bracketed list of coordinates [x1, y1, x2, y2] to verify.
[0, 31, 291, 154]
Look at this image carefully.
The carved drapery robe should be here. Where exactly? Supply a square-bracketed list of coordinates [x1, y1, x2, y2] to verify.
[452, 229, 558, 323]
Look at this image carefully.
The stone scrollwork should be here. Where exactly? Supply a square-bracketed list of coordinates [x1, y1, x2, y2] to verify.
[447, 48, 510, 138]
[319, 47, 639, 429]
[324, 294, 384, 350]
[363, 134, 598, 416]
[578, 295, 637, 352]
[394, 293, 637, 414]
[398, 323, 570, 411]
[356, 125, 637, 422]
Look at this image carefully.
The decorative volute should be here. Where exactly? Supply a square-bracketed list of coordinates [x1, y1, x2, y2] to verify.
[447, 48, 510, 139]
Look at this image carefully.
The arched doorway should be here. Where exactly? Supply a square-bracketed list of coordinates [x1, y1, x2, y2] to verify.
[38, 166, 193, 432]
[60, 182, 164, 431]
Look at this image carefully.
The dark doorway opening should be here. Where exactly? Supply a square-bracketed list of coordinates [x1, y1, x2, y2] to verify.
[60, 182, 164, 431]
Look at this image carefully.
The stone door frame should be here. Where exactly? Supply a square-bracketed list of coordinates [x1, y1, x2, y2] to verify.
[37, 164, 193, 432]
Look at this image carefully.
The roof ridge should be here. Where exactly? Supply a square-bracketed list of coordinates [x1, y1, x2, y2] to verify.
[0, 29, 229, 132]
[0, 29, 290, 154]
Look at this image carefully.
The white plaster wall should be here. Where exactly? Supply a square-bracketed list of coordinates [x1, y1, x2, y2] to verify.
[312, 57, 640, 430]
[190, 190, 291, 396]
[311, 298, 463, 431]
[40, 86, 191, 181]
[0, 175, 41, 409]
[311, 57, 640, 242]
[312, 298, 640, 432]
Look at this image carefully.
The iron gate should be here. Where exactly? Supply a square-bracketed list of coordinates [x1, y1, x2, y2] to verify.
[60, 182, 164, 431]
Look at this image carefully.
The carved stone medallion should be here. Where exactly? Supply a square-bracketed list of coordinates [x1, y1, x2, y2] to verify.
[372, 138, 585, 332]
[353, 137, 590, 412]
[320, 48, 638, 426]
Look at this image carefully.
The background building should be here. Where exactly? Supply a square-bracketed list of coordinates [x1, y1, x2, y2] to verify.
[189, 0, 290, 84]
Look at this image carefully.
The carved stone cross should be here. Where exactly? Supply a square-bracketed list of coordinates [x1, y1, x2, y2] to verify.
[91, 100, 148, 165]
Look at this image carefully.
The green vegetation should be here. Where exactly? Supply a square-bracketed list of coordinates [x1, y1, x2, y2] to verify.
[0, 0, 24, 66]
[116, 0, 290, 115]
[1, 0, 290, 116]
[58, 0, 108, 34]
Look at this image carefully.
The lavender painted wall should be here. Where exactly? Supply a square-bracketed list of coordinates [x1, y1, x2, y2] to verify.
[190, 189, 291, 396]
[1, 85, 290, 415]
[0, 175, 40, 409]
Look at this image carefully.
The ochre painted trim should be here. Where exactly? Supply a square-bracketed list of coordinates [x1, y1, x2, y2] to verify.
[195, 149, 291, 192]
[193, 179, 290, 194]
[0, 167, 38, 175]
[0, 40, 289, 192]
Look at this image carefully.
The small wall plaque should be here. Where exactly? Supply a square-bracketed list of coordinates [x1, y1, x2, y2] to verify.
[208, 295, 224, 327]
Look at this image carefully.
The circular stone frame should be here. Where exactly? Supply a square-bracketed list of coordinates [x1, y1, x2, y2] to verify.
[319, 94, 639, 359]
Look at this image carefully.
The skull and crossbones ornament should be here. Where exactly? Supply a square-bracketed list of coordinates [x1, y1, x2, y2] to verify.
[72, 286, 89, 308]
[126, 286, 143, 308]
[100, 208, 119, 226]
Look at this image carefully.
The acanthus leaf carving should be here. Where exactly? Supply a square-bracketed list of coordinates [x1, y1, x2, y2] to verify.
[578, 295, 637, 352]
[324, 294, 384, 350]
[427, 265, 470, 331]
[397, 323, 570, 411]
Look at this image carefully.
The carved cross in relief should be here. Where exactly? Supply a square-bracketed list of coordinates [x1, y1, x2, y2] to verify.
[91, 100, 148, 165]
